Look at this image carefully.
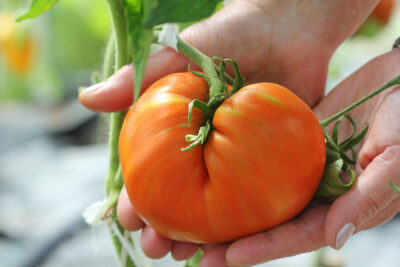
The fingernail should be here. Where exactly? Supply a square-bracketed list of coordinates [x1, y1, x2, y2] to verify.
[336, 222, 355, 250]
[80, 82, 106, 94]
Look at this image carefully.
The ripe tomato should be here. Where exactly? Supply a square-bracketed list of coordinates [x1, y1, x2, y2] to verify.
[0, 13, 35, 75]
[370, 0, 394, 25]
[119, 72, 326, 243]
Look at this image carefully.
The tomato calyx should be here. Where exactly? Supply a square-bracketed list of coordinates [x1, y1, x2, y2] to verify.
[176, 37, 246, 151]
[315, 75, 400, 199]
[315, 115, 367, 199]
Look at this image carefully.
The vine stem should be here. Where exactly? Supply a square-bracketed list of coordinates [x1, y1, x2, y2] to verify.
[104, 0, 134, 267]
[104, 0, 129, 205]
[320, 75, 400, 127]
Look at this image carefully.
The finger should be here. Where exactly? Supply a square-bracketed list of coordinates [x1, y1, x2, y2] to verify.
[201, 243, 220, 252]
[359, 197, 400, 231]
[200, 244, 230, 267]
[325, 145, 400, 250]
[117, 187, 145, 231]
[140, 226, 172, 259]
[79, 47, 188, 112]
[225, 205, 329, 267]
[171, 241, 200, 261]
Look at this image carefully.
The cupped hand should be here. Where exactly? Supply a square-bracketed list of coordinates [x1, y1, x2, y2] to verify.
[204, 49, 400, 267]
[79, 0, 382, 264]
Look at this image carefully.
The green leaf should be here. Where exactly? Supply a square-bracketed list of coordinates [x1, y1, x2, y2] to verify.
[16, 0, 59, 22]
[123, 0, 155, 102]
[144, 0, 223, 27]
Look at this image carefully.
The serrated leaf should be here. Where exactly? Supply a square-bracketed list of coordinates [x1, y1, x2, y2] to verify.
[123, 0, 155, 102]
[144, 0, 223, 27]
[16, 0, 59, 22]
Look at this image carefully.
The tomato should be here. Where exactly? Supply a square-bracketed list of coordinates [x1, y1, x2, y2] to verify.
[119, 72, 326, 243]
[0, 13, 35, 75]
[370, 0, 394, 25]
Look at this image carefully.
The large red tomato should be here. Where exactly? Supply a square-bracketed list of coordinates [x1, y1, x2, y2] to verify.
[119, 72, 326, 243]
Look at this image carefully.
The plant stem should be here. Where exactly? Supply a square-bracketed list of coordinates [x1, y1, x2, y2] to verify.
[103, 34, 116, 80]
[104, 1, 134, 267]
[320, 75, 400, 127]
[176, 37, 226, 99]
[107, 0, 129, 69]
[104, 0, 129, 196]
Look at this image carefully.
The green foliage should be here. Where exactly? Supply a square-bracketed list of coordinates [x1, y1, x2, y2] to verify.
[16, 0, 59, 22]
[123, 0, 154, 102]
[144, 0, 223, 27]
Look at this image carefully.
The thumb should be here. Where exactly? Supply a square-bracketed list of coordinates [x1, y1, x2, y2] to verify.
[79, 47, 188, 112]
[324, 145, 400, 250]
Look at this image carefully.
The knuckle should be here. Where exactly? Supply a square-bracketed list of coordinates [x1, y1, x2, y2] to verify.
[359, 193, 381, 223]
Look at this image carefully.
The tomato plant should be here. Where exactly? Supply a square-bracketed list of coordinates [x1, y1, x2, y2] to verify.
[14, 0, 400, 266]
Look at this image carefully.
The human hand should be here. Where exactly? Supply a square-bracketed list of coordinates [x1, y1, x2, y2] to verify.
[201, 48, 400, 267]
[80, 0, 379, 111]
[79, 0, 381, 264]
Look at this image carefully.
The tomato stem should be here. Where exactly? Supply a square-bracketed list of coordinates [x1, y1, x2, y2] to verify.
[176, 37, 227, 99]
[315, 75, 400, 199]
[320, 75, 400, 127]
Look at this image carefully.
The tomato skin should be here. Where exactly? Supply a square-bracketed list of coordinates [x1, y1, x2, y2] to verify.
[119, 72, 326, 243]
[370, 0, 394, 25]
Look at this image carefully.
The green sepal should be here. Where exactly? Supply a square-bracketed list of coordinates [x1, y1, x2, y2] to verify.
[337, 115, 357, 147]
[340, 123, 369, 151]
[314, 159, 356, 199]
[187, 99, 212, 124]
[181, 120, 211, 151]
[325, 147, 341, 165]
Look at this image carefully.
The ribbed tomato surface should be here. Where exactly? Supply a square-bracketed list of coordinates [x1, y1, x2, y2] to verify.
[119, 72, 326, 243]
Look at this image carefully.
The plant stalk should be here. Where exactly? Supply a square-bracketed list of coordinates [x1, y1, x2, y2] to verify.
[104, 0, 134, 267]
[320, 75, 400, 127]
[176, 37, 226, 99]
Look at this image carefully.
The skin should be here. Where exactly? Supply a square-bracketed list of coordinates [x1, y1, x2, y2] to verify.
[79, 0, 398, 266]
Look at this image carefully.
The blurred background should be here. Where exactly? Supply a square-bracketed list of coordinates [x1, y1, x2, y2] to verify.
[0, 0, 399, 267]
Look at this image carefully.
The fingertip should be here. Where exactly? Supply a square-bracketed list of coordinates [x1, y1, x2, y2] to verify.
[199, 245, 229, 267]
[324, 197, 357, 250]
[79, 65, 134, 112]
[141, 226, 172, 259]
[171, 242, 200, 261]
[117, 187, 145, 231]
